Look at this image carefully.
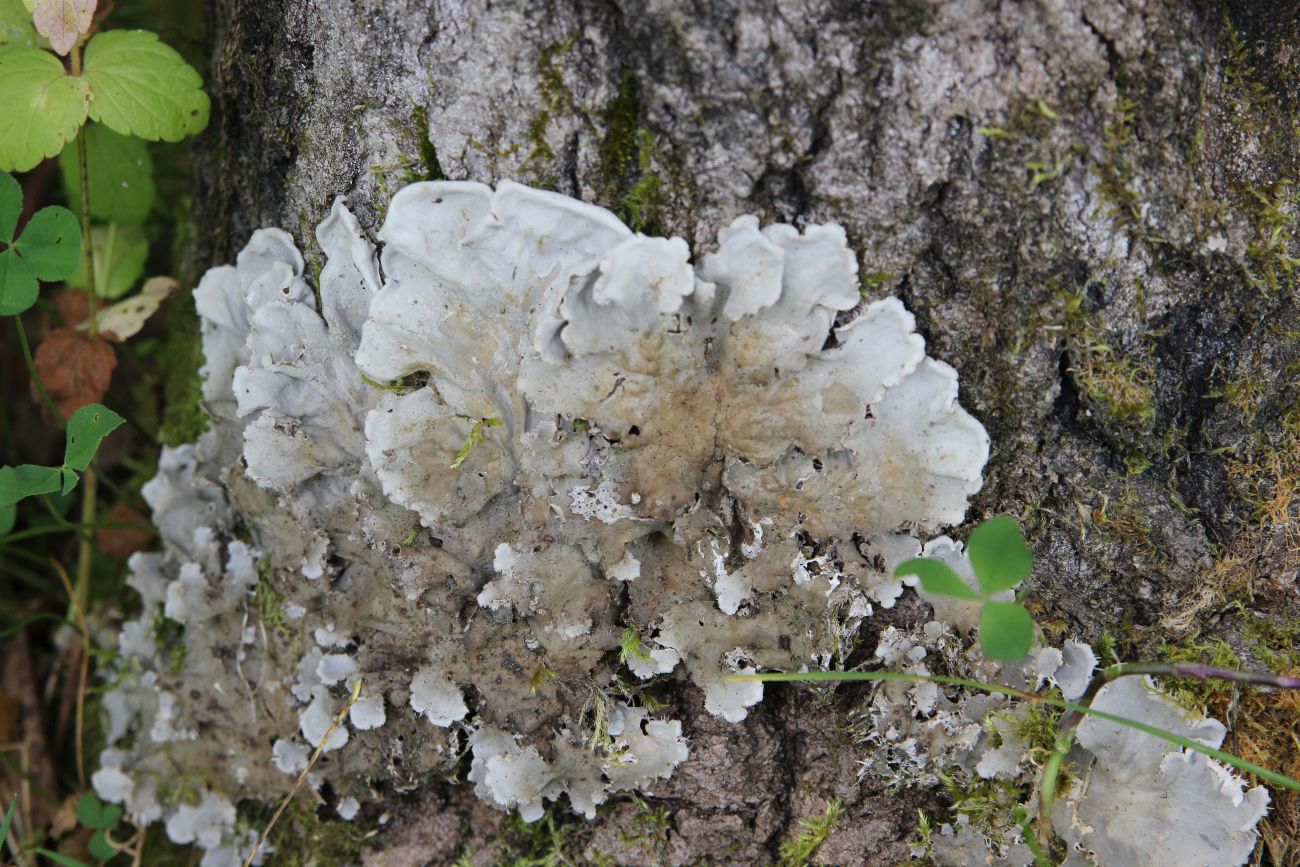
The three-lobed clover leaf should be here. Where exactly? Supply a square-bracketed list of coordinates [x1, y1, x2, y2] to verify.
[896, 515, 1036, 661]
[74, 791, 124, 861]
[0, 171, 83, 315]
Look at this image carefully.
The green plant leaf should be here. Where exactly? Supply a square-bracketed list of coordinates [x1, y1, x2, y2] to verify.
[0, 795, 15, 843]
[65, 403, 125, 471]
[13, 205, 81, 280]
[967, 515, 1033, 594]
[0, 464, 66, 508]
[88, 830, 116, 861]
[37, 850, 94, 867]
[60, 124, 156, 224]
[979, 601, 1036, 661]
[68, 222, 148, 298]
[0, 170, 20, 241]
[81, 30, 210, 142]
[0, 503, 15, 535]
[895, 557, 979, 601]
[75, 792, 122, 831]
[0, 0, 38, 49]
[0, 46, 92, 172]
[0, 248, 38, 315]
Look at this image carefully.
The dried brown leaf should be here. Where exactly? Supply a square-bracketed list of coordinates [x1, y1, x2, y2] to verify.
[93, 275, 177, 342]
[30, 326, 117, 422]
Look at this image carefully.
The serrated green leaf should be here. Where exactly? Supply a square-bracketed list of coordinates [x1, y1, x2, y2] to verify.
[0, 170, 21, 241]
[68, 222, 148, 298]
[0, 0, 36, 49]
[979, 601, 1036, 661]
[0, 247, 38, 315]
[65, 403, 125, 471]
[37, 850, 94, 867]
[60, 124, 156, 224]
[0, 503, 15, 535]
[0, 46, 92, 172]
[82, 30, 209, 142]
[13, 204, 81, 280]
[967, 515, 1033, 595]
[895, 557, 979, 601]
[0, 464, 65, 508]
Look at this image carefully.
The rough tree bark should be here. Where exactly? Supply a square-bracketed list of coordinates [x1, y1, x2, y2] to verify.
[190, 0, 1299, 863]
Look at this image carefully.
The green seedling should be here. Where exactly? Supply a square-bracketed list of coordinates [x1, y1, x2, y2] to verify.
[895, 515, 1035, 661]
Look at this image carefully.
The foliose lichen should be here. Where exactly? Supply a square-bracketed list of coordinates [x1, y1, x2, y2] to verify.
[92, 181, 1269, 866]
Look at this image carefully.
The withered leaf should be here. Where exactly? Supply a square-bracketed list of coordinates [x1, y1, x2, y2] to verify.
[30, 326, 116, 422]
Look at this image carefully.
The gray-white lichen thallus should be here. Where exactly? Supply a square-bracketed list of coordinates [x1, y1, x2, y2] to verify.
[94, 182, 1267, 867]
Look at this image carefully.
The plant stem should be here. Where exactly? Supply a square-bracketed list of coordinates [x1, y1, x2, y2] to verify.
[741, 670, 1300, 791]
[69, 43, 97, 337]
[75, 467, 96, 645]
[242, 680, 363, 867]
[1058, 661, 1300, 734]
[13, 317, 62, 426]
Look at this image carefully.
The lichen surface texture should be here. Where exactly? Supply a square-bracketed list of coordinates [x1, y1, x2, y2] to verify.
[97, 181, 1271, 867]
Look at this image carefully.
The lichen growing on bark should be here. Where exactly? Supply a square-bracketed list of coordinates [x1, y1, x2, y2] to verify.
[95, 180, 996, 861]
[96, 179, 1274, 867]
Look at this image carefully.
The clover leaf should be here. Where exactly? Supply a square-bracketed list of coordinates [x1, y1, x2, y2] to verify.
[0, 171, 83, 315]
[896, 516, 1036, 661]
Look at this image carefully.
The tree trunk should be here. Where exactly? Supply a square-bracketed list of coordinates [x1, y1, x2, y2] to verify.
[188, 0, 1299, 863]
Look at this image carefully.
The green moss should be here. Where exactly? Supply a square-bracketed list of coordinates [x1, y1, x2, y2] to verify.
[778, 799, 843, 867]
[622, 133, 666, 235]
[1070, 333, 1157, 431]
[1155, 634, 1242, 716]
[150, 613, 187, 674]
[411, 104, 446, 181]
[254, 556, 292, 639]
[596, 69, 667, 234]
[495, 807, 588, 867]
[243, 800, 366, 867]
[1090, 94, 1145, 235]
[526, 33, 580, 172]
[1241, 181, 1298, 296]
[937, 771, 1025, 850]
[599, 67, 641, 188]
[157, 272, 208, 448]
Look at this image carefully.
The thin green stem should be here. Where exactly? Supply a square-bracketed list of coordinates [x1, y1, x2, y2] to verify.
[13, 317, 62, 426]
[740, 670, 1300, 793]
[75, 467, 97, 619]
[70, 44, 97, 336]
[0, 520, 149, 544]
